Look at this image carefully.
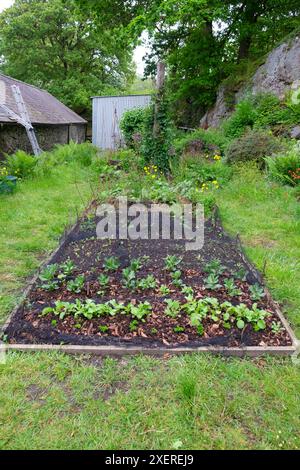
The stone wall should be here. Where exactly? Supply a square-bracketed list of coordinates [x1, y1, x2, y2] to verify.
[0, 123, 86, 159]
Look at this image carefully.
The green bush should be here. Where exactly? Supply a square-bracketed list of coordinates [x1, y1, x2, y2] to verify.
[141, 93, 174, 173]
[222, 98, 257, 139]
[225, 130, 284, 168]
[222, 93, 300, 140]
[34, 142, 97, 176]
[5, 150, 37, 178]
[266, 144, 300, 186]
[173, 156, 232, 185]
[120, 107, 148, 149]
[174, 128, 229, 157]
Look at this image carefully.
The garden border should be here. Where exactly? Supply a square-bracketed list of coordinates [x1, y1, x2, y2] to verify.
[2, 204, 298, 357]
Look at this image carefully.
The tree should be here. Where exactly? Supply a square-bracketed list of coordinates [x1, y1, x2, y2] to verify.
[0, 0, 134, 113]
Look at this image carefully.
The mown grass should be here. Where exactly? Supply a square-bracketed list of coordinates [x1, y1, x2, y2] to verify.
[0, 353, 299, 450]
[0, 158, 299, 450]
[217, 165, 300, 336]
[0, 164, 94, 325]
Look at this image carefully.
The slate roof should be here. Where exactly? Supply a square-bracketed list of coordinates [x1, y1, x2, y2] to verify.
[0, 73, 86, 125]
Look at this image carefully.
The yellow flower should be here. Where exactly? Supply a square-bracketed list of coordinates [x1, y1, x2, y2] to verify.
[214, 155, 221, 161]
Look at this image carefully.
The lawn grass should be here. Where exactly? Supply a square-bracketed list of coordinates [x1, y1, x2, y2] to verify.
[0, 160, 299, 450]
[0, 163, 94, 325]
[217, 165, 300, 336]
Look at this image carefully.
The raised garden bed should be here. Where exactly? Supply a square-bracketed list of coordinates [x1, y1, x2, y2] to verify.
[3, 205, 297, 356]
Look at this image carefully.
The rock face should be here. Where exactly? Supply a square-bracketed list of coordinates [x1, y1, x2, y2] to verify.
[200, 35, 300, 128]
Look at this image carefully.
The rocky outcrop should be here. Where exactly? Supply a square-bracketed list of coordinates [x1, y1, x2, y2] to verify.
[200, 35, 300, 128]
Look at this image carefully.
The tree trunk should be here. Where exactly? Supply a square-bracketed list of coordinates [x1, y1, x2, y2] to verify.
[237, 1, 260, 62]
[153, 61, 166, 137]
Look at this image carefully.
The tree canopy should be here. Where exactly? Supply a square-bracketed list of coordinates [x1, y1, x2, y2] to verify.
[0, 0, 134, 112]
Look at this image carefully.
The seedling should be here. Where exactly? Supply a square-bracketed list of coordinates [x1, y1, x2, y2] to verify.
[164, 255, 182, 272]
[138, 275, 157, 290]
[122, 268, 137, 290]
[204, 274, 222, 290]
[98, 274, 110, 287]
[39, 264, 59, 290]
[67, 275, 85, 294]
[60, 260, 75, 277]
[165, 299, 181, 318]
[271, 321, 283, 334]
[129, 302, 152, 321]
[129, 320, 139, 332]
[174, 326, 185, 334]
[103, 256, 120, 272]
[181, 285, 194, 297]
[204, 259, 225, 276]
[99, 325, 109, 333]
[197, 324, 204, 336]
[160, 285, 170, 296]
[224, 278, 242, 297]
[171, 270, 183, 288]
[233, 264, 248, 281]
[129, 258, 143, 272]
[249, 284, 265, 301]
[150, 328, 158, 335]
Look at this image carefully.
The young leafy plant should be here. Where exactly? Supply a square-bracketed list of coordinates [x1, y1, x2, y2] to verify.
[233, 264, 248, 281]
[138, 275, 157, 290]
[164, 255, 182, 272]
[60, 260, 75, 277]
[160, 285, 171, 296]
[97, 274, 110, 295]
[67, 275, 85, 294]
[129, 320, 139, 332]
[122, 267, 137, 290]
[39, 264, 59, 290]
[174, 326, 185, 334]
[204, 259, 226, 276]
[164, 299, 181, 318]
[204, 274, 222, 290]
[249, 284, 265, 301]
[128, 302, 152, 321]
[103, 256, 120, 272]
[224, 278, 242, 297]
[271, 321, 283, 334]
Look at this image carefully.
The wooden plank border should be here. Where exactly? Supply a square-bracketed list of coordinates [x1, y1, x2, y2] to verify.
[2, 204, 299, 358]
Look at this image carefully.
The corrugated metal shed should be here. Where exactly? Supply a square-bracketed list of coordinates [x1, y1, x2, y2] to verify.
[92, 94, 151, 149]
[0, 73, 86, 125]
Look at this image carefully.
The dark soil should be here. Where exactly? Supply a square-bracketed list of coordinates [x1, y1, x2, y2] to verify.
[6, 208, 292, 348]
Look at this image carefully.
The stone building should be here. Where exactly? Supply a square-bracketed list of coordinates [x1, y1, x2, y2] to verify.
[0, 73, 86, 158]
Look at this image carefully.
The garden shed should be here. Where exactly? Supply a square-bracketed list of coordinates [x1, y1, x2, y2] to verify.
[92, 94, 151, 150]
[0, 73, 87, 158]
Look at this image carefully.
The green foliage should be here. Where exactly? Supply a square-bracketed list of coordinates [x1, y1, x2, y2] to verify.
[224, 279, 242, 298]
[225, 130, 284, 168]
[204, 259, 226, 277]
[137, 275, 157, 290]
[67, 275, 85, 294]
[164, 299, 181, 318]
[174, 128, 229, 157]
[120, 107, 148, 150]
[249, 284, 265, 301]
[164, 255, 182, 272]
[0, 0, 133, 111]
[222, 93, 299, 140]
[222, 99, 257, 140]
[5, 151, 37, 178]
[103, 256, 120, 272]
[204, 274, 222, 291]
[39, 264, 59, 291]
[141, 92, 174, 173]
[33, 143, 97, 177]
[266, 145, 300, 186]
